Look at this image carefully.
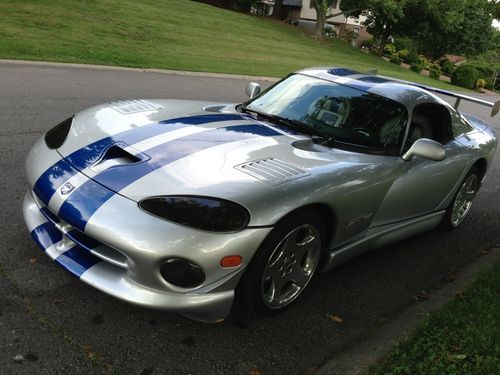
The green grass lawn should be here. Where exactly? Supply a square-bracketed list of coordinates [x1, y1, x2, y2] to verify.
[0, 0, 463, 90]
[369, 260, 500, 375]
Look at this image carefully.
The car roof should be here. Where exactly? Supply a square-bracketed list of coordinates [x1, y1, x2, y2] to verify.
[296, 67, 452, 111]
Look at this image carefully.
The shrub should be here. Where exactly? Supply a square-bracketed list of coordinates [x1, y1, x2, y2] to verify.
[404, 49, 420, 65]
[419, 55, 430, 69]
[410, 62, 423, 73]
[339, 29, 357, 45]
[393, 36, 416, 52]
[429, 63, 440, 71]
[389, 55, 402, 65]
[362, 37, 376, 50]
[475, 78, 487, 90]
[397, 49, 409, 59]
[468, 65, 496, 89]
[429, 68, 441, 80]
[441, 60, 455, 76]
[451, 65, 480, 89]
[383, 44, 396, 56]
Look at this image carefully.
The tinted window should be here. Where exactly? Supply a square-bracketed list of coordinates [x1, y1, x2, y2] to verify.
[247, 74, 407, 154]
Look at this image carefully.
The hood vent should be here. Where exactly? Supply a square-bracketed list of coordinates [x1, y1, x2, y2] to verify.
[111, 100, 163, 114]
[235, 158, 309, 186]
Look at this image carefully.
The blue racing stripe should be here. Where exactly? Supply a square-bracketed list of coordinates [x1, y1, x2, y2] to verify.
[58, 180, 115, 231]
[40, 207, 61, 224]
[54, 246, 101, 278]
[31, 222, 63, 251]
[58, 123, 281, 231]
[33, 114, 247, 206]
[65, 230, 102, 252]
[33, 160, 77, 205]
[160, 113, 248, 125]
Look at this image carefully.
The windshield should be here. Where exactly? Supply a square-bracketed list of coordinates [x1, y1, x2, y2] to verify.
[245, 74, 408, 154]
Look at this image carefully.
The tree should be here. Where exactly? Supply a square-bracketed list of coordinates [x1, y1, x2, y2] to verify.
[363, 0, 406, 55]
[397, 0, 494, 58]
[310, 0, 365, 37]
[491, 0, 500, 20]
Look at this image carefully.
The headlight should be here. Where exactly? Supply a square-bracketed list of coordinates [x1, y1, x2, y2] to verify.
[139, 196, 250, 232]
[44, 117, 73, 149]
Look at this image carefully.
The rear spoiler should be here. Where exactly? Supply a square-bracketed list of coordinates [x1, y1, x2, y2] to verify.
[364, 70, 500, 117]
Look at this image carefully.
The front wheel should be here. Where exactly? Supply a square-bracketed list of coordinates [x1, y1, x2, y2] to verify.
[440, 167, 479, 231]
[238, 210, 324, 315]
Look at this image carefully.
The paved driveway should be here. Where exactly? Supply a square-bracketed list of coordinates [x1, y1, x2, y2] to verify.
[0, 62, 498, 375]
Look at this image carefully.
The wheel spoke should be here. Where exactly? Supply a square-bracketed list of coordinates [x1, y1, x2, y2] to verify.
[290, 263, 309, 288]
[450, 173, 478, 227]
[462, 191, 475, 201]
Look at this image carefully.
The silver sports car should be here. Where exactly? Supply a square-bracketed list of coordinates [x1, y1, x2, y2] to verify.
[23, 67, 498, 322]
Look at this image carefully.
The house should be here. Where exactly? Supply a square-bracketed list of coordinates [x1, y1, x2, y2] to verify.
[260, 1, 371, 47]
[300, 0, 371, 46]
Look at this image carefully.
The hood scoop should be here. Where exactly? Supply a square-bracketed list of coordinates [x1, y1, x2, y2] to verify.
[235, 158, 309, 186]
[90, 144, 148, 174]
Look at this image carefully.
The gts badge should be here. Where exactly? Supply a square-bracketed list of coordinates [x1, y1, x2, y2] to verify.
[60, 182, 76, 195]
[345, 213, 374, 232]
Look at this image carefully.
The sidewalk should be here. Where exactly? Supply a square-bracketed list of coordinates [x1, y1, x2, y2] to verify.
[0, 59, 279, 82]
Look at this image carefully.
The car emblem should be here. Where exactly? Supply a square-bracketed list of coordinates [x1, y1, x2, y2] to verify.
[60, 182, 75, 195]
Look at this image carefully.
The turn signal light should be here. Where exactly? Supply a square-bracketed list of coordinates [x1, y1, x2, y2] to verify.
[220, 255, 242, 268]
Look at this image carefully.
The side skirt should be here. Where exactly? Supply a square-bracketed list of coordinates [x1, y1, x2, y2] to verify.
[321, 210, 446, 272]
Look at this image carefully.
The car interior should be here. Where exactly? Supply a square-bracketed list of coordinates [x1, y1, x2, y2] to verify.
[405, 103, 454, 151]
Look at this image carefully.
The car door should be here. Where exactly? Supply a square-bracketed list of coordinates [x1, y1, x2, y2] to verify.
[371, 105, 469, 226]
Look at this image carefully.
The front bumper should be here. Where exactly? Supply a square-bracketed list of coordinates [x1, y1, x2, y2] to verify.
[23, 191, 271, 322]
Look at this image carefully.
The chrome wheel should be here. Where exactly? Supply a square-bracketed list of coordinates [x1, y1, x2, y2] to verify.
[451, 174, 478, 227]
[260, 224, 322, 309]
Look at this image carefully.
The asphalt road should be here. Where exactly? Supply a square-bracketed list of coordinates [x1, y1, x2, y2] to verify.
[1, 62, 499, 375]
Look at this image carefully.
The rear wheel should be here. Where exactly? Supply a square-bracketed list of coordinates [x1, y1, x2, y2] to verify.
[440, 167, 479, 231]
[238, 210, 324, 315]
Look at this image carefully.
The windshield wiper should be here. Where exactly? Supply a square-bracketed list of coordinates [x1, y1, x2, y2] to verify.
[240, 106, 323, 138]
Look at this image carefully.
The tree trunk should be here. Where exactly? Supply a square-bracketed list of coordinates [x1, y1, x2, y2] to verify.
[377, 27, 392, 56]
[312, 1, 326, 38]
[272, 0, 284, 19]
[315, 15, 325, 37]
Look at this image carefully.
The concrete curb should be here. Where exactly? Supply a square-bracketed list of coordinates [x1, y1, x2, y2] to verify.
[317, 247, 500, 375]
[0, 59, 279, 82]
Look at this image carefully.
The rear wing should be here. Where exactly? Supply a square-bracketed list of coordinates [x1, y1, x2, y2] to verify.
[367, 71, 500, 117]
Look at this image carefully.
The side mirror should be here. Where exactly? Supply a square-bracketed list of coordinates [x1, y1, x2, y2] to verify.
[402, 138, 446, 161]
[245, 82, 261, 99]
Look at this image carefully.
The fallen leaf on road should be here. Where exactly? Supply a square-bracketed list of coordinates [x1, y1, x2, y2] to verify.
[249, 368, 264, 375]
[413, 290, 429, 301]
[29, 258, 37, 264]
[327, 314, 343, 323]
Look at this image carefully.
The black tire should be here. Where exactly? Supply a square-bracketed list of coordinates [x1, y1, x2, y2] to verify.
[237, 209, 325, 315]
[440, 166, 480, 231]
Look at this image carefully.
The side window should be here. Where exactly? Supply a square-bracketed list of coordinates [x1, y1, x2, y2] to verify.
[404, 104, 454, 151]
[449, 109, 474, 138]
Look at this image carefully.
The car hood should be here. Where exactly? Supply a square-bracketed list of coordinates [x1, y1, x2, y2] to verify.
[57, 99, 333, 203]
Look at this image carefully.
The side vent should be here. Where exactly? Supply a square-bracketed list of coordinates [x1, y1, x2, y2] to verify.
[111, 100, 162, 114]
[235, 158, 309, 186]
